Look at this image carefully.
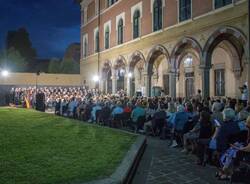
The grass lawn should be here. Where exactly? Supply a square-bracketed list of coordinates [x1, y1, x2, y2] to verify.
[0, 107, 137, 184]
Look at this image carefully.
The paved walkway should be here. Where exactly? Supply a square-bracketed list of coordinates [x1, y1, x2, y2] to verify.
[132, 137, 228, 184]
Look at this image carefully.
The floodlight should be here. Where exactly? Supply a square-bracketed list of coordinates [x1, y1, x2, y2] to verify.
[93, 75, 99, 82]
[128, 72, 132, 78]
[1, 70, 9, 77]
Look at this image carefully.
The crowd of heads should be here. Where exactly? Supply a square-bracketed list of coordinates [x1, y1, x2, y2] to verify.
[9, 85, 250, 181]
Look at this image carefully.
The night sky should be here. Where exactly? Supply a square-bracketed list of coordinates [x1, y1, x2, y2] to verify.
[0, 0, 80, 58]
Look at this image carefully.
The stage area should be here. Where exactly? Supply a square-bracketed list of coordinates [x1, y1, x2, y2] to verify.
[0, 108, 137, 184]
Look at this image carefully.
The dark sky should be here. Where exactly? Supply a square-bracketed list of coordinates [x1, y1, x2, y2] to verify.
[0, 0, 81, 58]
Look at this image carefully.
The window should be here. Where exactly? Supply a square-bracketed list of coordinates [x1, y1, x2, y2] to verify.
[117, 19, 123, 44]
[133, 10, 140, 39]
[107, 0, 118, 7]
[215, 69, 225, 96]
[153, 0, 162, 31]
[214, 0, 232, 9]
[81, 9, 84, 25]
[184, 56, 193, 68]
[83, 37, 88, 57]
[105, 26, 110, 49]
[95, 30, 99, 53]
[179, 0, 191, 22]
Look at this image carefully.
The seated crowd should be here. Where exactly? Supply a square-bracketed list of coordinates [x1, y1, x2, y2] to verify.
[10, 86, 250, 182]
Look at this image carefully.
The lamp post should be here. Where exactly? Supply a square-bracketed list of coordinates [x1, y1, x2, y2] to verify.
[0, 68, 9, 106]
[35, 70, 40, 94]
[0, 68, 10, 82]
[93, 75, 100, 89]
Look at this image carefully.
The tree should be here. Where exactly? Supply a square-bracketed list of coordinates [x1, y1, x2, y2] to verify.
[48, 58, 61, 74]
[60, 58, 79, 74]
[6, 27, 37, 71]
[0, 48, 27, 72]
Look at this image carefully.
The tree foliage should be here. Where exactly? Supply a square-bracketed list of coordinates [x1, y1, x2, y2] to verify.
[48, 58, 61, 74]
[0, 48, 27, 72]
[6, 27, 37, 71]
[60, 58, 79, 74]
[48, 58, 80, 74]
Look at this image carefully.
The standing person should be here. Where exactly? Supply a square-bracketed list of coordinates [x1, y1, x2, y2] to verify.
[240, 84, 248, 107]
[36, 90, 45, 112]
[195, 89, 202, 102]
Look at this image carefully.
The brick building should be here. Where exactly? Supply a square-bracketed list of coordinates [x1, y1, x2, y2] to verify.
[78, 0, 249, 98]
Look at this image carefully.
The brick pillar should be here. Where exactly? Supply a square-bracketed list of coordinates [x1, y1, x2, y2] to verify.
[111, 68, 117, 94]
[143, 71, 151, 97]
[200, 66, 210, 99]
[169, 71, 177, 98]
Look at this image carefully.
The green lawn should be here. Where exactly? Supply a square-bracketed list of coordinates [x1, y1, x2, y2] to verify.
[0, 108, 137, 184]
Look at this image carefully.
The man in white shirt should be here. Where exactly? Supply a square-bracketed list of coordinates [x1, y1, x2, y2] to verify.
[241, 84, 248, 107]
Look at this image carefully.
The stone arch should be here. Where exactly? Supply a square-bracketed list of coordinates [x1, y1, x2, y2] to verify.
[128, 50, 146, 72]
[203, 26, 247, 68]
[114, 55, 127, 70]
[101, 60, 112, 93]
[113, 55, 127, 91]
[171, 37, 202, 69]
[101, 60, 112, 78]
[202, 26, 247, 98]
[170, 37, 203, 98]
[145, 44, 170, 96]
[146, 44, 170, 74]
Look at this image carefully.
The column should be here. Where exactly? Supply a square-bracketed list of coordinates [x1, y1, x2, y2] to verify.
[143, 71, 151, 97]
[200, 66, 210, 99]
[169, 71, 176, 98]
[111, 68, 117, 94]
[126, 76, 131, 96]
[99, 79, 105, 93]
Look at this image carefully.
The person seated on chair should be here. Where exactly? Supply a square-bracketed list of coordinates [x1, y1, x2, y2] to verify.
[152, 104, 167, 137]
[131, 101, 146, 131]
[111, 101, 124, 127]
[100, 102, 111, 126]
[111, 101, 124, 117]
[216, 116, 250, 181]
[196, 111, 213, 165]
[91, 101, 102, 123]
[216, 108, 240, 153]
[170, 105, 190, 148]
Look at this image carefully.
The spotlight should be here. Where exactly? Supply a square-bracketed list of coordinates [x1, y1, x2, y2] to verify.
[128, 72, 132, 78]
[1, 70, 9, 77]
[93, 75, 99, 82]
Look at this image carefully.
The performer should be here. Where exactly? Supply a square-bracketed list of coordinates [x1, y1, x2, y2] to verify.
[239, 84, 248, 107]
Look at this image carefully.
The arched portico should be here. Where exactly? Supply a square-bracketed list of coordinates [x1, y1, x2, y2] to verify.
[203, 26, 247, 98]
[146, 44, 170, 97]
[171, 37, 203, 98]
[101, 60, 112, 94]
[128, 51, 146, 96]
[113, 55, 127, 93]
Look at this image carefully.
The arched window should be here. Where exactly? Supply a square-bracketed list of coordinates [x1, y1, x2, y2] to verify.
[184, 56, 193, 68]
[214, 0, 232, 9]
[153, 0, 162, 32]
[84, 37, 88, 57]
[117, 19, 123, 44]
[107, 0, 118, 7]
[105, 26, 110, 49]
[95, 30, 99, 53]
[133, 10, 140, 39]
[179, 0, 191, 22]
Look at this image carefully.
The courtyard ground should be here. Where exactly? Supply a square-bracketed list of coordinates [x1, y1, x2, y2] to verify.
[132, 137, 230, 184]
[0, 107, 136, 184]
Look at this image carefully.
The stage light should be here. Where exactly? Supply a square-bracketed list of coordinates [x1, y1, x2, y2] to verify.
[128, 72, 132, 78]
[1, 70, 9, 77]
[93, 75, 99, 82]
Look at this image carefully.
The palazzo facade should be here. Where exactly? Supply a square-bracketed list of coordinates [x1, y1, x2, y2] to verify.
[79, 0, 249, 98]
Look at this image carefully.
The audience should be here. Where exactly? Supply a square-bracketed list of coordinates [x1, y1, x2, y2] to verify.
[9, 86, 250, 182]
